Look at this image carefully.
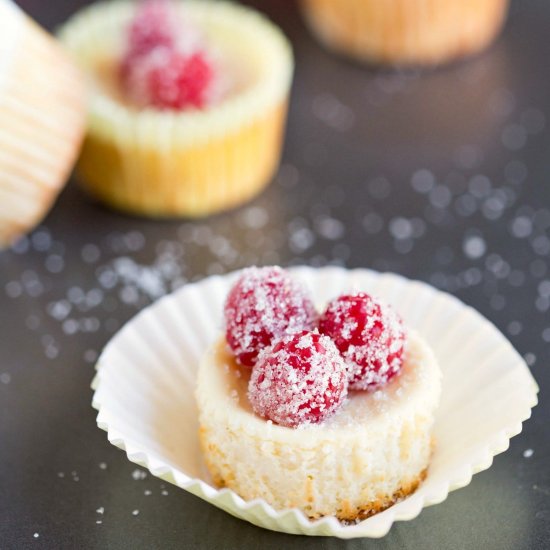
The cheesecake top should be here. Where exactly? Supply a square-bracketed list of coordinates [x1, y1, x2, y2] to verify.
[197, 330, 441, 443]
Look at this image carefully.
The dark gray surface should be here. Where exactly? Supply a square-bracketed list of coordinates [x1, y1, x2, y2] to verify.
[1, 0, 549, 548]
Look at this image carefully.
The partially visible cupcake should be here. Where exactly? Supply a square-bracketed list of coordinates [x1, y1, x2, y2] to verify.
[59, 0, 293, 218]
[301, 0, 509, 66]
[0, 0, 85, 248]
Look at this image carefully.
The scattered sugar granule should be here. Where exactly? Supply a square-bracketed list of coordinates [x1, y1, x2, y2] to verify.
[362, 212, 383, 234]
[11, 236, 29, 254]
[429, 185, 452, 209]
[507, 321, 522, 336]
[45, 255, 64, 274]
[241, 206, 269, 229]
[523, 449, 534, 458]
[96, 507, 104, 515]
[502, 123, 527, 151]
[312, 92, 355, 132]
[31, 229, 52, 252]
[521, 107, 545, 134]
[367, 176, 391, 199]
[504, 160, 528, 184]
[47, 300, 72, 321]
[289, 226, 315, 253]
[98, 462, 107, 470]
[463, 235, 486, 259]
[62, 319, 79, 335]
[411, 169, 435, 193]
[5, 281, 22, 298]
[315, 217, 345, 240]
[132, 510, 140, 516]
[82, 244, 101, 264]
[510, 216, 533, 239]
[0, 373, 11, 385]
[490, 294, 506, 311]
[26, 315, 41, 331]
[161, 489, 169, 496]
[454, 145, 482, 169]
[131, 469, 147, 480]
[84, 350, 98, 364]
[144, 490, 152, 496]
[33, 533, 39, 539]
[389, 217, 413, 240]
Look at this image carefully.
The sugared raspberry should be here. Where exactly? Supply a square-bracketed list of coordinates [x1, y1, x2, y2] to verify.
[224, 267, 317, 367]
[248, 331, 348, 427]
[123, 49, 214, 110]
[318, 293, 406, 390]
[120, 0, 214, 110]
[126, 0, 176, 58]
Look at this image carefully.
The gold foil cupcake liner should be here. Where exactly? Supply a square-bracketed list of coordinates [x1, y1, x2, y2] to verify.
[301, 0, 509, 66]
[59, 1, 293, 217]
[0, 0, 85, 248]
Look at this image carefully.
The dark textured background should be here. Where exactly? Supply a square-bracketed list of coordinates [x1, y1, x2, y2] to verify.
[1, 0, 549, 548]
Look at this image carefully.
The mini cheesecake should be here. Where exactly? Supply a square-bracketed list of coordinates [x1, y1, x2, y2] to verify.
[59, 1, 293, 218]
[197, 330, 441, 521]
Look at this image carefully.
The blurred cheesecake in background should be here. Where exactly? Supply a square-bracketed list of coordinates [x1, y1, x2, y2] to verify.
[59, 1, 293, 218]
[0, 0, 85, 248]
[301, 0, 509, 66]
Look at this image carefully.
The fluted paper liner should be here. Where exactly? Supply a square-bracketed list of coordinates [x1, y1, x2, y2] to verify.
[0, 0, 85, 248]
[92, 267, 538, 538]
[59, 1, 293, 217]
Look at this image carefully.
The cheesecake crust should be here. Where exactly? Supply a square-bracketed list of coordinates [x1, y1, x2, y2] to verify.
[336, 468, 427, 522]
[200, 426, 428, 521]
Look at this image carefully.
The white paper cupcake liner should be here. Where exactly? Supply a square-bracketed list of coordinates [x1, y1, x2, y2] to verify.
[0, 0, 85, 247]
[92, 266, 538, 538]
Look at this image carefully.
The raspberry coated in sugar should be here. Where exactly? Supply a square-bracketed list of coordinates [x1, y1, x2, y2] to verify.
[126, 0, 176, 58]
[318, 292, 406, 390]
[224, 267, 317, 367]
[248, 331, 348, 427]
[121, 0, 214, 110]
[138, 50, 213, 109]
